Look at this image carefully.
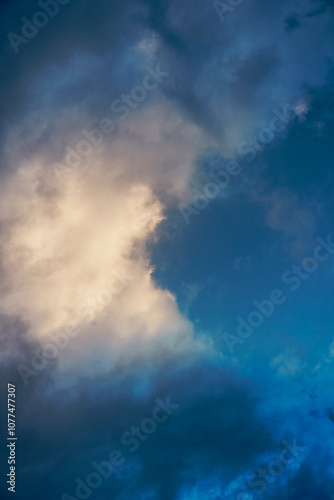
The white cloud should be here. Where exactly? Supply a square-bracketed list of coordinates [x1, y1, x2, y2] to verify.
[0, 100, 208, 374]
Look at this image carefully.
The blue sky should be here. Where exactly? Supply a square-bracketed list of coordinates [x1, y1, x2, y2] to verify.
[0, 0, 334, 499]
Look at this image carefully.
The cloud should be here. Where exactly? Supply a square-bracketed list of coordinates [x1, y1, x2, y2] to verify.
[1, 1, 334, 499]
[271, 349, 306, 378]
[0, 353, 274, 500]
[0, 86, 207, 377]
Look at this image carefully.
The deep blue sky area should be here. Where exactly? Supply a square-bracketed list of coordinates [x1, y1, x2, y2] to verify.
[0, 1, 334, 499]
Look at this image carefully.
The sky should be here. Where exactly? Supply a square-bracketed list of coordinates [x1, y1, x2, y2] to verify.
[0, 0, 334, 499]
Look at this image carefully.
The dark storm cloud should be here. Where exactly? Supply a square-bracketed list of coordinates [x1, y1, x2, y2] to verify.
[0, 345, 274, 500]
[4, 350, 331, 500]
[0, 314, 59, 500]
[118, 365, 273, 500]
